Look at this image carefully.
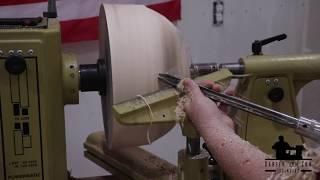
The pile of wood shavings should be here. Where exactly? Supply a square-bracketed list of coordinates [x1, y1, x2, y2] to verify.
[174, 79, 190, 124]
[268, 145, 320, 180]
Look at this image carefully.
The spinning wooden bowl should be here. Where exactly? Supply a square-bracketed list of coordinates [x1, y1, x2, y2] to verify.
[99, 4, 189, 149]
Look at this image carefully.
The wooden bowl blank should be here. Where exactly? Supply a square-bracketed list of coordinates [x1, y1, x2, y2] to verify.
[99, 4, 190, 149]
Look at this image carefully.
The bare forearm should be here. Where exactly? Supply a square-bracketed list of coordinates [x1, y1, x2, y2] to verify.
[182, 79, 270, 179]
[198, 118, 270, 180]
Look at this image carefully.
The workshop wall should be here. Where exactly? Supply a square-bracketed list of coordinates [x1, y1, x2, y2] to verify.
[178, 0, 307, 63]
[300, 0, 320, 121]
[64, 0, 310, 177]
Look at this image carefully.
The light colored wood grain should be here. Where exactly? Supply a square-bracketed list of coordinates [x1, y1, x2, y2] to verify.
[99, 4, 189, 149]
[84, 131, 177, 180]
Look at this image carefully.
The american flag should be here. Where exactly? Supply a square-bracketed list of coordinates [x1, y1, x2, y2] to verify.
[0, 0, 181, 43]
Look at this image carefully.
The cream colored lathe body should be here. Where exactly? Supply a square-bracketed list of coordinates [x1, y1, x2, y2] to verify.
[0, 18, 78, 180]
[234, 54, 320, 154]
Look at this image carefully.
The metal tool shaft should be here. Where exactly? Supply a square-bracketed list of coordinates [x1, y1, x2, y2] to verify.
[190, 62, 244, 77]
[186, 137, 201, 156]
[158, 74, 320, 142]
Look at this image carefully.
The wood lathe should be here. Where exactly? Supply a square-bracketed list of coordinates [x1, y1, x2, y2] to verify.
[1, 0, 320, 179]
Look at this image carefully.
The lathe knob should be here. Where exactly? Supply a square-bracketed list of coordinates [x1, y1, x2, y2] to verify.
[5, 55, 26, 75]
[268, 87, 284, 103]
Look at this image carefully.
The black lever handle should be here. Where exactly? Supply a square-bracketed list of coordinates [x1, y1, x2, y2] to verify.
[252, 34, 287, 55]
[0, 17, 42, 26]
[202, 143, 217, 165]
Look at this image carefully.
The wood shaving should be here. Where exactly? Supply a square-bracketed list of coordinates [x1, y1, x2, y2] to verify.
[174, 79, 191, 125]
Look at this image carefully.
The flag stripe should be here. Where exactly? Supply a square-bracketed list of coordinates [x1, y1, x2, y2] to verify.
[0, 0, 179, 21]
[0, 0, 45, 6]
[148, 0, 180, 21]
[0, 0, 181, 43]
[61, 17, 99, 43]
[61, 0, 180, 43]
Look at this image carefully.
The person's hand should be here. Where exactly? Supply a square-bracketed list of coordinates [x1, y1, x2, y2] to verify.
[198, 80, 235, 114]
[183, 79, 234, 133]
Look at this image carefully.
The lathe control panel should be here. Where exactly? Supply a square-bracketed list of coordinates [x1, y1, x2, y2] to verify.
[0, 51, 43, 180]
